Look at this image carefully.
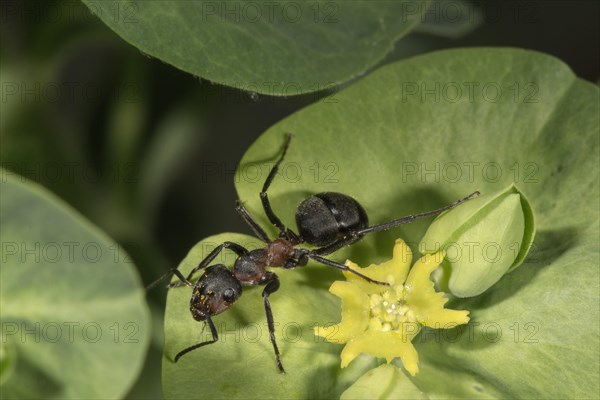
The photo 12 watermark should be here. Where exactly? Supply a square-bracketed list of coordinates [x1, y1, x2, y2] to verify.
[1, 81, 141, 105]
[199, 1, 339, 24]
[403, 0, 539, 24]
[401, 161, 540, 184]
[400, 81, 540, 104]
[1, 162, 139, 184]
[1, 321, 141, 344]
[198, 161, 340, 184]
[1, 240, 137, 265]
[185, 320, 541, 345]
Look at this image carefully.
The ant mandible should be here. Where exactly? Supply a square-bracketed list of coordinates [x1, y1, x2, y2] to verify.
[148, 133, 479, 373]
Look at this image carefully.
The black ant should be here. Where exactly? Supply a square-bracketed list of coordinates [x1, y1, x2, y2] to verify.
[147, 133, 479, 373]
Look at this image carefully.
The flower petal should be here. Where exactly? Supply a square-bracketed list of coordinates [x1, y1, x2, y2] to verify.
[314, 281, 370, 343]
[344, 239, 413, 292]
[340, 329, 421, 376]
[404, 252, 470, 328]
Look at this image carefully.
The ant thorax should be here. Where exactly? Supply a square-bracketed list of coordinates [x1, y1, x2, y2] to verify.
[265, 239, 295, 267]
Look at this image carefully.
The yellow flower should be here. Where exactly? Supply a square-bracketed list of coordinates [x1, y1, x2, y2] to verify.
[314, 239, 470, 376]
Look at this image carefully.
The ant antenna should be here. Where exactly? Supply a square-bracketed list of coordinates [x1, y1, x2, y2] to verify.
[145, 268, 192, 292]
[356, 191, 480, 235]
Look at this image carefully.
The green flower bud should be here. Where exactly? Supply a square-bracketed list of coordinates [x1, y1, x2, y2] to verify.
[419, 184, 535, 298]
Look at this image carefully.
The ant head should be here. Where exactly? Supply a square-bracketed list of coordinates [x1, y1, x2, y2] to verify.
[192, 264, 242, 320]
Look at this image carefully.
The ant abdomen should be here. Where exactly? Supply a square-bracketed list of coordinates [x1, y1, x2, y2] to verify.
[295, 192, 368, 246]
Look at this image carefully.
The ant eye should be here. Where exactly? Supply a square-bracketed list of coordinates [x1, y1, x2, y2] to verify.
[223, 288, 235, 302]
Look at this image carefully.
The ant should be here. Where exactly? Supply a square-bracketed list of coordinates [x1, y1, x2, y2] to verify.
[147, 133, 479, 373]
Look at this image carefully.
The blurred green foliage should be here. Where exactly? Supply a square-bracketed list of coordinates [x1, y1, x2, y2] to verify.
[1, 174, 150, 399]
[1, 1, 598, 399]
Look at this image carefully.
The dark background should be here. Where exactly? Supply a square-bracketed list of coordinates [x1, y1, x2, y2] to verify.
[1, 1, 598, 398]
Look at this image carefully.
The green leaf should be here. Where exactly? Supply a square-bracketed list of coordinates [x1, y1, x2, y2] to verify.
[341, 364, 427, 400]
[81, 0, 428, 95]
[0, 171, 151, 399]
[163, 48, 599, 398]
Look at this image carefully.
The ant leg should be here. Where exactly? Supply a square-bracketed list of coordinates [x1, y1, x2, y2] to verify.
[283, 258, 299, 269]
[283, 249, 310, 269]
[308, 254, 389, 286]
[235, 201, 269, 242]
[145, 268, 192, 292]
[356, 191, 480, 235]
[178, 242, 247, 285]
[311, 233, 363, 256]
[260, 133, 292, 236]
[261, 272, 285, 373]
[174, 316, 218, 362]
[168, 242, 247, 289]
